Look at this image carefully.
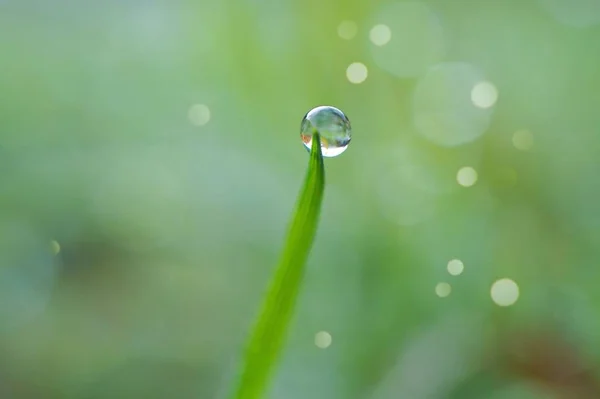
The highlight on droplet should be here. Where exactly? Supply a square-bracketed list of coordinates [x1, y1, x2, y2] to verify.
[314, 331, 332, 349]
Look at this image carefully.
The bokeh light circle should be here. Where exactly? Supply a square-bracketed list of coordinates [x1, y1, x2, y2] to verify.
[447, 259, 464, 276]
[188, 104, 211, 126]
[457, 166, 478, 187]
[346, 62, 368, 84]
[315, 331, 332, 349]
[369, 24, 392, 46]
[471, 81, 498, 109]
[369, 2, 446, 78]
[490, 278, 520, 307]
[512, 129, 534, 151]
[435, 282, 452, 298]
[337, 20, 357, 40]
[413, 62, 494, 147]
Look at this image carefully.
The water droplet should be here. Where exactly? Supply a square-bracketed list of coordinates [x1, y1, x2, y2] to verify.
[300, 106, 352, 157]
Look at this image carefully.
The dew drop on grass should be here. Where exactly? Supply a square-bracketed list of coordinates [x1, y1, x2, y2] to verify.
[300, 106, 352, 157]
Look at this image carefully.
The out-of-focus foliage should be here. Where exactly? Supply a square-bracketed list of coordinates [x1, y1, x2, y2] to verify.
[1, 0, 600, 398]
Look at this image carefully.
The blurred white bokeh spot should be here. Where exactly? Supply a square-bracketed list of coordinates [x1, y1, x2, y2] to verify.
[314, 331, 332, 349]
[346, 62, 368, 84]
[537, 0, 600, 28]
[457, 166, 478, 187]
[413, 62, 493, 147]
[447, 259, 464, 276]
[369, 24, 392, 46]
[188, 104, 211, 126]
[471, 81, 498, 109]
[435, 282, 451, 297]
[376, 134, 484, 197]
[369, 2, 446, 77]
[50, 240, 60, 255]
[512, 129, 534, 151]
[337, 20, 357, 40]
[491, 278, 520, 306]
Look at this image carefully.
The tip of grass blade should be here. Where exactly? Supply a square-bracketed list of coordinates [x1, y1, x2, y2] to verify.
[231, 134, 325, 399]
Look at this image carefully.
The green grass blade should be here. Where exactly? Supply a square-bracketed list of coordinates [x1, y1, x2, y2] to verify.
[231, 134, 325, 399]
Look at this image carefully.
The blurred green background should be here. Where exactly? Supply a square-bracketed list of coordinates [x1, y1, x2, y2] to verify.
[2, 0, 600, 398]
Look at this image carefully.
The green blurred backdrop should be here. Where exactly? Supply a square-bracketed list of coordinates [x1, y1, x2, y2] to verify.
[2, 0, 600, 398]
